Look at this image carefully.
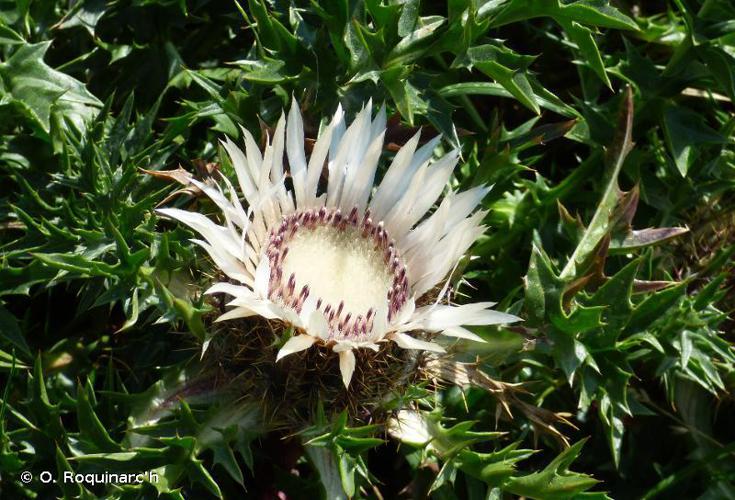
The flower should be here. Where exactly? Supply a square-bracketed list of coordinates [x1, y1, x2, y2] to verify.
[158, 99, 520, 389]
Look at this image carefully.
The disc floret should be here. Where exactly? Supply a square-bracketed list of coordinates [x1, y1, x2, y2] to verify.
[266, 206, 409, 342]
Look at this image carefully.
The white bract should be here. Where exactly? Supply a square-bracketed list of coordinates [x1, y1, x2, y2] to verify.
[158, 99, 520, 388]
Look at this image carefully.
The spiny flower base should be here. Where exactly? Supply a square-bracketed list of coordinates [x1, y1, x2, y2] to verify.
[203, 316, 425, 427]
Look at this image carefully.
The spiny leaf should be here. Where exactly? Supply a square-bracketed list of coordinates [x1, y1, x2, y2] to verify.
[77, 378, 121, 453]
[504, 439, 604, 500]
[586, 258, 640, 346]
[0, 304, 31, 358]
[0, 42, 101, 136]
[610, 227, 689, 252]
[491, 0, 638, 31]
[662, 104, 724, 177]
[463, 44, 540, 114]
[625, 282, 687, 335]
[559, 20, 611, 88]
[560, 86, 634, 280]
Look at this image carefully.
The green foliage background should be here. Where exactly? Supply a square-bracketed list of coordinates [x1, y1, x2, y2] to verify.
[1, 0, 734, 498]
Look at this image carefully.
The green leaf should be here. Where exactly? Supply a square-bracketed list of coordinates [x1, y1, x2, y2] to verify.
[0, 349, 28, 371]
[56, 0, 108, 36]
[235, 58, 292, 84]
[524, 243, 565, 327]
[625, 282, 687, 335]
[693, 274, 727, 310]
[553, 1, 638, 30]
[559, 20, 611, 88]
[29, 355, 63, 439]
[72, 448, 179, 471]
[492, 0, 638, 31]
[454, 443, 533, 487]
[33, 252, 118, 278]
[598, 392, 625, 469]
[211, 443, 244, 485]
[77, 379, 121, 453]
[0, 42, 101, 136]
[246, 0, 298, 55]
[662, 104, 724, 177]
[397, 0, 419, 36]
[504, 439, 602, 500]
[55, 446, 83, 498]
[338, 452, 356, 497]
[382, 66, 421, 124]
[586, 258, 639, 346]
[0, 304, 31, 358]
[438, 81, 578, 117]
[306, 446, 348, 500]
[344, 20, 371, 70]
[463, 44, 540, 114]
[335, 434, 385, 454]
[0, 24, 24, 45]
[560, 87, 633, 280]
[186, 457, 224, 499]
[117, 288, 140, 332]
[698, 46, 735, 102]
[385, 17, 445, 67]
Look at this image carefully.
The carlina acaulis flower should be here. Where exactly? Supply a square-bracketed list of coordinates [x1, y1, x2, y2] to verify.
[157, 98, 521, 389]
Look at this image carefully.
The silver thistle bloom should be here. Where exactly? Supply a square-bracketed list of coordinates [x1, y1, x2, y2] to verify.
[158, 99, 520, 388]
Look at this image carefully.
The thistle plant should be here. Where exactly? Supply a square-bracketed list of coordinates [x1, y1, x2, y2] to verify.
[2, 0, 735, 499]
[158, 100, 519, 397]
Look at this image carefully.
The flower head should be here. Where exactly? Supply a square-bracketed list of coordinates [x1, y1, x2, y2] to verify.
[158, 99, 520, 388]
